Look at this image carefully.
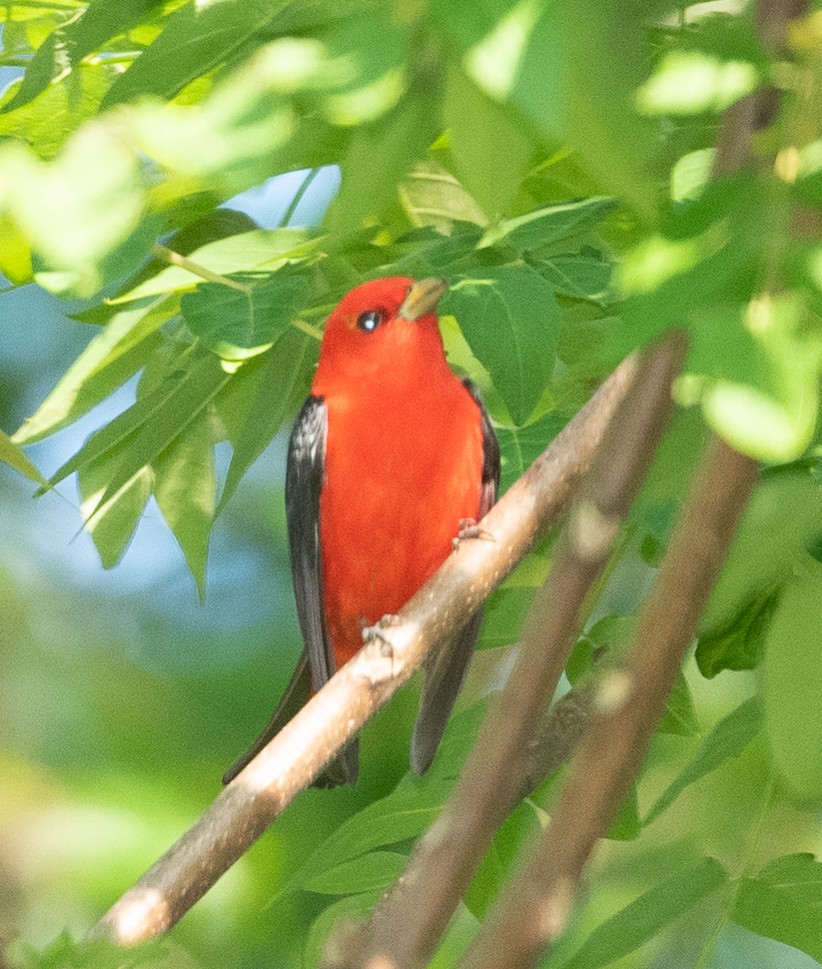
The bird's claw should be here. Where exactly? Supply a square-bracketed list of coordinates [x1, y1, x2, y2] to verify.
[362, 614, 401, 658]
[452, 518, 495, 550]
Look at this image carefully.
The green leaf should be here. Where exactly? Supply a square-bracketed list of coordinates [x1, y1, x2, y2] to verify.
[276, 780, 453, 901]
[607, 784, 641, 841]
[112, 229, 316, 303]
[153, 410, 216, 599]
[645, 697, 762, 824]
[101, 0, 289, 107]
[13, 296, 175, 444]
[444, 265, 561, 425]
[443, 62, 534, 220]
[181, 275, 309, 361]
[0, 430, 46, 485]
[217, 328, 315, 513]
[0, 63, 113, 160]
[49, 349, 229, 521]
[89, 354, 230, 522]
[528, 251, 613, 303]
[636, 50, 759, 117]
[495, 411, 568, 492]
[733, 854, 822, 962]
[303, 891, 383, 969]
[480, 198, 617, 253]
[561, 0, 659, 220]
[696, 585, 781, 679]
[477, 587, 534, 650]
[763, 568, 822, 801]
[1, 0, 163, 114]
[430, 0, 563, 138]
[2, 123, 147, 297]
[427, 699, 489, 780]
[399, 160, 488, 231]
[326, 88, 439, 235]
[390, 224, 484, 278]
[704, 472, 822, 631]
[78, 450, 152, 569]
[657, 670, 698, 738]
[299, 851, 407, 897]
[564, 857, 729, 969]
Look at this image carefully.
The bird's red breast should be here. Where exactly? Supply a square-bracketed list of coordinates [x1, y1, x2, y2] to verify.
[311, 277, 485, 665]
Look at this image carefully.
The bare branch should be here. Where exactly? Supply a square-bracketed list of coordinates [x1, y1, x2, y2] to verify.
[460, 438, 759, 969]
[91, 353, 638, 946]
[323, 334, 686, 969]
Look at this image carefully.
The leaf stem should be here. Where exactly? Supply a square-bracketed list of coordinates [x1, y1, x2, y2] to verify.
[151, 245, 251, 293]
[279, 168, 321, 228]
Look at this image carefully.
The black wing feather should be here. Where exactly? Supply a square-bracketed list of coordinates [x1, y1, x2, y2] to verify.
[410, 380, 500, 773]
[223, 395, 357, 786]
[285, 395, 335, 691]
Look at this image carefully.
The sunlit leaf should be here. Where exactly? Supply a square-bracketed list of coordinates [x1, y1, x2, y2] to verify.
[2, 123, 149, 296]
[78, 450, 152, 569]
[1, 0, 162, 114]
[399, 160, 488, 231]
[0, 430, 46, 485]
[112, 229, 316, 303]
[101, 0, 291, 107]
[636, 51, 759, 117]
[326, 89, 438, 234]
[443, 62, 534, 220]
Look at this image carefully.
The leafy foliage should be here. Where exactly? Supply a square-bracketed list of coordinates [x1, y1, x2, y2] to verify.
[3, 0, 822, 967]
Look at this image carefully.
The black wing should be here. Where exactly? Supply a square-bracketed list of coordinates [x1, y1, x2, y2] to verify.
[223, 395, 357, 786]
[410, 380, 501, 773]
[285, 395, 335, 692]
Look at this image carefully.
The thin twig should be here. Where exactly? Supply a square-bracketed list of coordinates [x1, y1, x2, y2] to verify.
[90, 354, 638, 946]
[279, 168, 321, 228]
[323, 335, 686, 969]
[150, 245, 251, 292]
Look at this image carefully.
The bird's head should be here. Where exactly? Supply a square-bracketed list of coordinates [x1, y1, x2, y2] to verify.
[313, 276, 450, 388]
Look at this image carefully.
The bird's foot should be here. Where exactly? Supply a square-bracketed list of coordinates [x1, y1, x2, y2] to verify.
[362, 614, 401, 658]
[452, 517, 495, 550]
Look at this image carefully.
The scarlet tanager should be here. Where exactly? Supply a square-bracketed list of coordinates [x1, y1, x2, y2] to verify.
[224, 276, 500, 785]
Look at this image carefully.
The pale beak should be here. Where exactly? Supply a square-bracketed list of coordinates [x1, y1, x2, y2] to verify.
[398, 278, 449, 321]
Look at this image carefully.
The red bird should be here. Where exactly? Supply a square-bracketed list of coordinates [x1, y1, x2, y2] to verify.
[225, 277, 499, 784]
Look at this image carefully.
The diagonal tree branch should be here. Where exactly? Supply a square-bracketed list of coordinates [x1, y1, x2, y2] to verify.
[90, 351, 638, 946]
[460, 438, 759, 969]
[457, 0, 799, 965]
[322, 334, 686, 969]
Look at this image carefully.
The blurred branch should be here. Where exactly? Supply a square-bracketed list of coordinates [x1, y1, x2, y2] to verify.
[322, 334, 686, 969]
[455, 0, 798, 965]
[91, 350, 638, 945]
[460, 440, 759, 969]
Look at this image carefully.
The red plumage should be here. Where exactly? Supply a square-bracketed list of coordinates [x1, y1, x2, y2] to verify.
[224, 276, 499, 785]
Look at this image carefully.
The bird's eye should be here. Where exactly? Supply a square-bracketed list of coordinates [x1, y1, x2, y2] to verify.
[356, 309, 383, 333]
